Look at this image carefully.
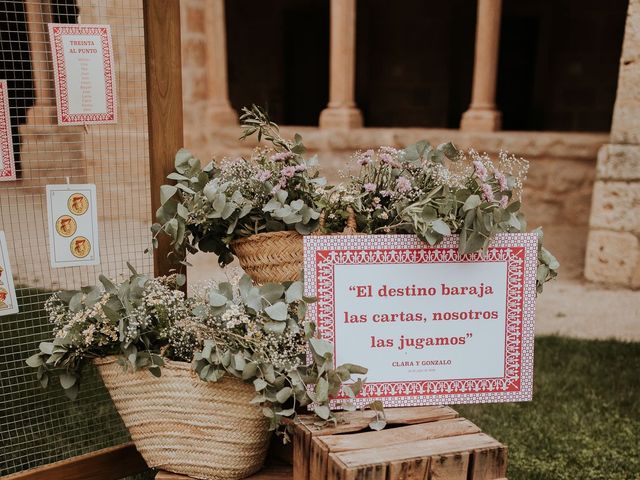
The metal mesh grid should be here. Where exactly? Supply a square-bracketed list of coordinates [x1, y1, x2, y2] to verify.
[0, 0, 152, 475]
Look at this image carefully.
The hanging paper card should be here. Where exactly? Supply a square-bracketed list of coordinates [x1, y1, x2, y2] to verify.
[48, 24, 117, 125]
[0, 80, 16, 181]
[46, 184, 100, 267]
[0, 231, 19, 315]
[304, 233, 538, 407]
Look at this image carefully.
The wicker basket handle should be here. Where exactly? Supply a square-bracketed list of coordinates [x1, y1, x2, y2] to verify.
[318, 206, 357, 235]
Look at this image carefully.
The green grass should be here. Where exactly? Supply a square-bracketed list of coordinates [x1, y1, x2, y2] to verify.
[455, 336, 640, 480]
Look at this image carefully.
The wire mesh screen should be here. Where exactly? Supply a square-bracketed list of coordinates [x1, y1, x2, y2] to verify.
[0, 0, 154, 475]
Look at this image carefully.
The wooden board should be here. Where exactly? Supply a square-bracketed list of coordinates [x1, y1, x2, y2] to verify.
[156, 462, 292, 480]
[292, 407, 508, 480]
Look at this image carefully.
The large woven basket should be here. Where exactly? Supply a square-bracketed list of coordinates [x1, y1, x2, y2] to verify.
[94, 357, 270, 480]
[231, 230, 303, 284]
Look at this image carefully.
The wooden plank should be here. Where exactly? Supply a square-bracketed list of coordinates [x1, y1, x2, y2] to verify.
[327, 455, 387, 480]
[310, 418, 480, 479]
[388, 457, 430, 480]
[143, 0, 185, 278]
[296, 405, 458, 437]
[430, 452, 470, 480]
[156, 462, 293, 480]
[468, 445, 508, 479]
[293, 423, 313, 480]
[3, 443, 147, 480]
[332, 432, 501, 469]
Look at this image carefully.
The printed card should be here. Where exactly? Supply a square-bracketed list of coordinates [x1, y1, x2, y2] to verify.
[0, 231, 19, 316]
[48, 24, 117, 125]
[0, 80, 16, 181]
[46, 184, 100, 268]
[304, 233, 538, 407]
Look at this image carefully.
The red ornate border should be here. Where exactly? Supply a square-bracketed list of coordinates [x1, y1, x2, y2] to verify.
[304, 234, 538, 407]
[0, 80, 16, 181]
[48, 24, 117, 125]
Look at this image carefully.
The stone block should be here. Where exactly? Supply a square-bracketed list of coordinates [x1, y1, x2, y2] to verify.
[596, 144, 640, 180]
[585, 230, 639, 286]
[589, 180, 640, 233]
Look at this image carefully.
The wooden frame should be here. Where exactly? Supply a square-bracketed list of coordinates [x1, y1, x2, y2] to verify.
[8, 1, 183, 478]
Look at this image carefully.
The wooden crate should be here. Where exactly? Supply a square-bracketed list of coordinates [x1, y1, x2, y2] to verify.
[292, 406, 507, 480]
[155, 461, 292, 480]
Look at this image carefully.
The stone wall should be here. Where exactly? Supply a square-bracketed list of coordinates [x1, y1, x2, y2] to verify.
[585, 0, 640, 288]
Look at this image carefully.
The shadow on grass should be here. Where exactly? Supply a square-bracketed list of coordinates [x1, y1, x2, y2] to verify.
[455, 335, 640, 480]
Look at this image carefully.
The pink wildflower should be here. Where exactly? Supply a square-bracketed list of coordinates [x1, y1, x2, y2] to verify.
[473, 160, 488, 181]
[270, 151, 294, 162]
[481, 183, 495, 203]
[494, 170, 508, 191]
[356, 149, 374, 166]
[380, 153, 399, 167]
[363, 182, 377, 192]
[395, 177, 412, 193]
[294, 164, 307, 172]
[255, 170, 272, 182]
[499, 195, 509, 209]
[280, 166, 296, 178]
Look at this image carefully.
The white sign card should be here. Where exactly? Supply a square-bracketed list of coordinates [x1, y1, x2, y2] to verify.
[46, 184, 100, 268]
[0, 80, 16, 181]
[48, 24, 117, 125]
[304, 233, 538, 407]
[0, 231, 19, 316]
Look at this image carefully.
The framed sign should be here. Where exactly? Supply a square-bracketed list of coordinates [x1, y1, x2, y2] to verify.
[0, 80, 16, 181]
[0, 231, 19, 316]
[46, 184, 100, 268]
[48, 23, 117, 125]
[304, 233, 538, 407]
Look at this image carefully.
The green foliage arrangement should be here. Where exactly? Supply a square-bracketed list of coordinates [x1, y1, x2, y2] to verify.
[319, 144, 559, 292]
[152, 106, 325, 267]
[25, 267, 368, 439]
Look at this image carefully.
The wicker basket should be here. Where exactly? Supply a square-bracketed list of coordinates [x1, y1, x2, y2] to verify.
[94, 357, 270, 480]
[231, 230, 303, 284]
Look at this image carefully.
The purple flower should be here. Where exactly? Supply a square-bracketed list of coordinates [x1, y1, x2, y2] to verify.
[481, 183, 495, 203]
[494, 170, 508, 191]
[499, 195, 509, 209]
[473, 160, 488, 181]
[395, 177, 412, 193]
[380, 190, 393, 197]
[363, 182, 377, 192]
[270, 151, 294, 162]
[356, 149, 374, 166]
[380, 153, 399, 167]
[280, 166, 296, 178]
[294, 164, 307, 172]
[255, 170, 272, 182]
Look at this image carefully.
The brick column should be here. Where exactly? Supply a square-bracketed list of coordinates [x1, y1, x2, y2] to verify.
[319, 0, 363, 129]
[205, 0, 237, 126]
[460, 0, 503, 132]
[585, 0, 640, 288]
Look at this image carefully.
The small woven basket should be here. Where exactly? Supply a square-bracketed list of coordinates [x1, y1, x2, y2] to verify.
[231, 230, 303, 284]
[231, 210, 358, 284]
[94, 357, 270, 480]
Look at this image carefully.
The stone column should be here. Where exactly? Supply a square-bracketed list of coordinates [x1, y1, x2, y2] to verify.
[319, 0, 363, 129]
[205, 0, 237, 126]
[24, 0, 56, 125]
[460, 0, 503, 132]
[585, 0, 640, 288]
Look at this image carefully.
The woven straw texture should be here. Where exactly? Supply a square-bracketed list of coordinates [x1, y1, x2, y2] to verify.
[94, 357, 270, 480]
[232, 230, 303, 284]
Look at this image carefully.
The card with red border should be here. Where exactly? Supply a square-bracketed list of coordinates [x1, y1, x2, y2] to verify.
[0, 80, 16, 181]
[0, 231, 19, 316]
[48, 23, 117, 125]
[304, 233, 538, 407]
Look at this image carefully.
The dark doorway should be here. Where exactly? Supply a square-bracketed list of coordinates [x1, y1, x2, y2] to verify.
[282, 5, 328, 125]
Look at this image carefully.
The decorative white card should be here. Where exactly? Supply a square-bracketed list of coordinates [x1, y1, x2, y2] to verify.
[48, 24, 117, 125]
[0, 231, 19, 315]
[304, 233, 538, 407]
[0, 80, 16, 181]
[46, 184, 100, 268]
